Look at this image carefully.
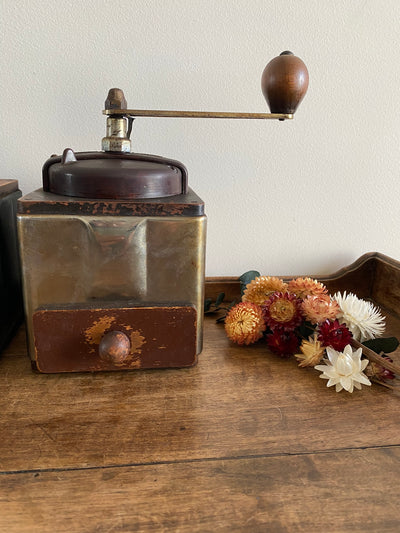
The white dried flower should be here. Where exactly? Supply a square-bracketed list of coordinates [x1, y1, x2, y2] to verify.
[315, 344, 371, 393]
[334, 291, 385, 342]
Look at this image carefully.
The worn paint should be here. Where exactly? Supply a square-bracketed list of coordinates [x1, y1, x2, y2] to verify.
[84, 316, 145, 361]
[84, 315, 116, 352]
[119, 323, 146, 355]
[128, 329, 146, 355]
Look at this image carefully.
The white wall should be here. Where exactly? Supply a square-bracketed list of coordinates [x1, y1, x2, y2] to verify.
[1, 0, 400, 276]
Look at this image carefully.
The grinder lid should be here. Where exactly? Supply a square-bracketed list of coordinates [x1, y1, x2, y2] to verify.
[43, 149, 188, 200]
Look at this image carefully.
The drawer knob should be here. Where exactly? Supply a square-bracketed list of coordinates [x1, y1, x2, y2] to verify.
[99, 330, 130, 364]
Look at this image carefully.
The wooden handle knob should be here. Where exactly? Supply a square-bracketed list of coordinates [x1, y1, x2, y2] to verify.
[261, 51, 309, 114]
[99, 330, 131, 364]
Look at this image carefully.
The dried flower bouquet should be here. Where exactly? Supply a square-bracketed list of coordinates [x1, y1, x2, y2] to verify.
[214, 272, 400, 393]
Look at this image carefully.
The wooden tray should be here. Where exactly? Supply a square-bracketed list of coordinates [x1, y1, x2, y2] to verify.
[205, 252, 400, 373]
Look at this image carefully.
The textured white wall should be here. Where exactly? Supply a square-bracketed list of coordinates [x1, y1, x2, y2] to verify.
[1, 0, 400, 276]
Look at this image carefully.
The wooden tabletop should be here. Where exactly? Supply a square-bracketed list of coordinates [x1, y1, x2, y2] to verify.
[1, 317, 399, 532]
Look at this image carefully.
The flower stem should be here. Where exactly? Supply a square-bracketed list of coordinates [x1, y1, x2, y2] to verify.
[351, 339, 400, 375]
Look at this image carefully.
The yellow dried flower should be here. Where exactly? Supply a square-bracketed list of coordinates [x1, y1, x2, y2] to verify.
[225, 302, 266, 345]
[301, 294, 340, 324]
[288, 277, 328, 299]
[294, 334, 325, 367]
[242, 276, 288, 305]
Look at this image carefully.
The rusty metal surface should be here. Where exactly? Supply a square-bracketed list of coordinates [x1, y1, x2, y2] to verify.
[17, 188, 204, 217]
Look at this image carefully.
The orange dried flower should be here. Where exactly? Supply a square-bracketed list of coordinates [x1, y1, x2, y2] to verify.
[242, 276, 288, 305]
[294, 334, 325, 367]
[288, 277, 328, 299]
[301, 294, 340, 324]
[225, 302, 266, 345]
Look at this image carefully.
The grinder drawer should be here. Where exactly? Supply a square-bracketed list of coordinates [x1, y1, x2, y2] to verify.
[32, 305, 197, 373]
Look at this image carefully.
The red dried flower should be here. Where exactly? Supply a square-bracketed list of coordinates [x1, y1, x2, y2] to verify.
[262, 292, 303, 331]
[318, 319, 353, 352]
[266, 328, 300, 356]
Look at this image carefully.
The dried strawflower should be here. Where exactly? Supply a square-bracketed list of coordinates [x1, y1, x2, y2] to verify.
[224, 302, 266, 345]
[288, 277, 328, 299]
[266, 328, 300, 356]
[364, 354, 396, 381]
[315, 344, 371, 393]
[262, 292, 303, 331]
[242, 276, 288, 305]
[334, 292, 386, 342]
[294, 334, 325, 367]
[301, 294, 340, 324]
[318, 319, 353, 352]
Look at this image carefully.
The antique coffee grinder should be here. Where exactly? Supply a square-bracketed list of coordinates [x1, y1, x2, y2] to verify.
[17, 51, 308, 373]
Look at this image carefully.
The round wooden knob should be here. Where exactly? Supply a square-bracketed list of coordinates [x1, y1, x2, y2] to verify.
[261, 51, 309, 114]
[99, 330, 131, 364]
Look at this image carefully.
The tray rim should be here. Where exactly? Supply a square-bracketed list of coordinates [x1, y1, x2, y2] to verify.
[205, 252, 400, 284]
[205, 252, 400, 309]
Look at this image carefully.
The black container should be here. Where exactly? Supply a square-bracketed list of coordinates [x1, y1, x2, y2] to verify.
[0, 180, 23, 352]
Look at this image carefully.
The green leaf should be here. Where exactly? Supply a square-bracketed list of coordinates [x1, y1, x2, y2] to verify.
[363, 337, 399, 354]
[215, 292, 225, 307]
[204, 298, 213, 313]
[297, 321, 315, 339]
[239, 270, 260, 296]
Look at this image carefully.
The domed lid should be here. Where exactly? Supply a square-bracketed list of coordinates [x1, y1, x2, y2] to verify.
[43, 149, 188, 200]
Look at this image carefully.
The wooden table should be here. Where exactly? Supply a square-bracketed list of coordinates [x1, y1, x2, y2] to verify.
[1, 312, 399, 532]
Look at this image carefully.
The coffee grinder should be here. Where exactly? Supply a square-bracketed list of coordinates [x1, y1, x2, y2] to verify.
[17, 51, 308, 372]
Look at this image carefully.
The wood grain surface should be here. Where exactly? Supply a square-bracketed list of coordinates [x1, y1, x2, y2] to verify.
[1, 447, 399, 533]
[1, 312, 399, 532]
